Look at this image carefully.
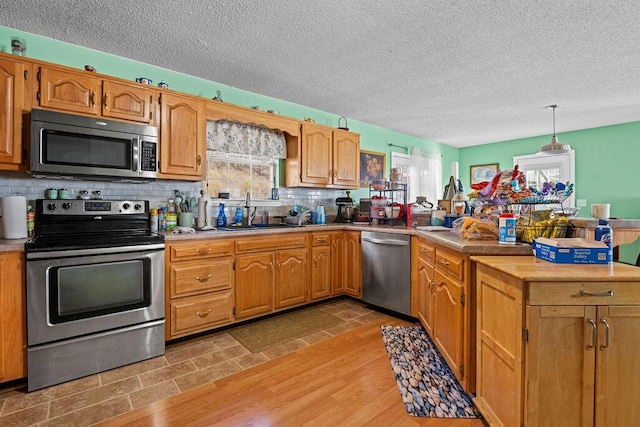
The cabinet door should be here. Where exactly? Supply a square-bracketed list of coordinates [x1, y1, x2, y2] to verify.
[343, 231, 362, 297]
[159, 92, 205, 180]
[102, 80, 152, 123]
[38, 67, 100, 115]
[432, 270, 465, 381]
[0, 252, 26, 382]
[311, 246, 332, 300]
[331, 130, 360, 188]
[331, 232, 345, 294]
[235, 253, 274, 319]
[595, 305, 640, 427]
[525, 305, 596, 427]
[275, 249, 307, 308]
[300, 123, 332, 185]
[417, 256, 435, 337]
[0, 57, 25, 166]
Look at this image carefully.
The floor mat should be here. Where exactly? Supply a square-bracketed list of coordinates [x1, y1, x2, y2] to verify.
[229, 307, 344, 353]
[380, 325, 481, 418]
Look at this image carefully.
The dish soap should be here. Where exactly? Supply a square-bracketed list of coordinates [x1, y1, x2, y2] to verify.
[217, 203, 227, 227]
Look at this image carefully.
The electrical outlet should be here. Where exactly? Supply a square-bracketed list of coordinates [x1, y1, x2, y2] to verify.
[576, 199, 587, 207]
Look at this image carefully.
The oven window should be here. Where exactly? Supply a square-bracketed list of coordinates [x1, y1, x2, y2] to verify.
[43, 130, 131, 170]
[49, 259, 151, 323]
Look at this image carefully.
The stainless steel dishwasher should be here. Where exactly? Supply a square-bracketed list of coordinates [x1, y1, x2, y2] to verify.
[361, 231, 411, 316]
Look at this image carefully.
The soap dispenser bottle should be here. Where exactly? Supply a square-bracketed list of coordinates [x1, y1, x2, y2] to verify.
[216, 203, 227, 227]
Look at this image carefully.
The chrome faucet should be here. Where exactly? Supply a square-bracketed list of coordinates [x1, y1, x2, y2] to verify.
[243, 191, 255, 226]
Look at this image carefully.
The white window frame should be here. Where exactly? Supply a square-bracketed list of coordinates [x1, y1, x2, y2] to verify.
[513, 151, 576, 207]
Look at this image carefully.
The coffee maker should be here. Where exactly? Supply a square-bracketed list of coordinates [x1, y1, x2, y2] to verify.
[334, 192, 354, 223]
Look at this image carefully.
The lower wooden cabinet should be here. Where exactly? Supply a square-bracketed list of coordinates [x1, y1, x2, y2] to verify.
[475, 257, 640, 427]
[414, 238, 435, 337]
[235, 234, 308, 319]
[0, 251, 26, 382]
[311, 233, 332, 300]
[343, 231, 362, 297]
[166, 240, 234, 339]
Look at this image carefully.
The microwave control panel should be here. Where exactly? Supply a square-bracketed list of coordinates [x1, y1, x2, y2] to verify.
[140, 140, 157, 172]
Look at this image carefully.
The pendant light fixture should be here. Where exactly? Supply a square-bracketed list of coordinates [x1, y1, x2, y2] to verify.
[537, 104, 572, 154]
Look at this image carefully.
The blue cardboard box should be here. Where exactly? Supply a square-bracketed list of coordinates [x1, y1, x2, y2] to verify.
[533, 238, 609, 264]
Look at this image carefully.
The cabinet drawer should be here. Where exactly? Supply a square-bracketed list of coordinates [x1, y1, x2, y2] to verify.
[528, 281, 640, 305]
[435, 248, 464, 281]
[417, 239, 435, 264]
[169, 240, 233, 261]
[311, 233, 331, 246]
[235, 234, 307, 253]
[170, 258, 233, 298]
[171, 291, 233, 336]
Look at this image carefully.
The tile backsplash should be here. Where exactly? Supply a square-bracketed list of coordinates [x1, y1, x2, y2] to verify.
[0, 171, 346, 222]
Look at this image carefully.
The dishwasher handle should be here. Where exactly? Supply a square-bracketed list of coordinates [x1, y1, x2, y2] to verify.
[362, 236, 409, 246]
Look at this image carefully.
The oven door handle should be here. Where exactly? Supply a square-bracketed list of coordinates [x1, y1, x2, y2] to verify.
[26, 243, 165, 259]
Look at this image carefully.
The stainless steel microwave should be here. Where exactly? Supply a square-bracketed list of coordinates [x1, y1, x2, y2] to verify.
[30, 109, 158, 181]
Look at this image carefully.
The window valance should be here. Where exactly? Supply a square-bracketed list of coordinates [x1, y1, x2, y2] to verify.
[206, 120, 287, 159]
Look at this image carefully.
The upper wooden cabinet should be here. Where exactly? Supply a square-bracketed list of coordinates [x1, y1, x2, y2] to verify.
[285, 122, 360, 189]
[35, 65, 153, 123]
[158, 92, 205, 180]
[0, 55, 28, 169]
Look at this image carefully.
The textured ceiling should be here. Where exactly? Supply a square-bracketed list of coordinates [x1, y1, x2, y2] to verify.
[2, 0, 640, 147]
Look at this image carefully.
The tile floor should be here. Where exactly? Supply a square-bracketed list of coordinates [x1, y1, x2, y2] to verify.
[0, 299, 385, 426]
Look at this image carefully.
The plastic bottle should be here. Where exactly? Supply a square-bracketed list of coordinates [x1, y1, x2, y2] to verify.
[234, 207, 243, 225]
[150, 208, 158, 233]
[26, 205, 35, 238]
[217, 203, 227, 227]
[158, 206, 166, 231]
[594, 219, 613, 263]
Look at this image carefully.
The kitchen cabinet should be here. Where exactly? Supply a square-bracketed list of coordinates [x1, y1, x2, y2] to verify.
[311, 233, 332, 300]
[331, 232, 346, 295]
[234, 234, 308, 319]
[35, 65, 153, 123]
[0, 251, 26, 382]
[285, 123, 360, 189]
[343, 231, 362, 297]
[158, 92, 205, 180]
[166, 240, 234, 339]
[413, 237, 435, 337]
[474, 256, 640, 427]
[0, 54, 28, 169]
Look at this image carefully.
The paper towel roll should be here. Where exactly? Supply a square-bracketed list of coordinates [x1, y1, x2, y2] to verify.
[1, 195, 28, 239]
[197, 197, 212, 228]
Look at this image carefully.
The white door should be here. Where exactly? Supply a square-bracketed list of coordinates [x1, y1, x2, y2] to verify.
[513, 151, 575, 207]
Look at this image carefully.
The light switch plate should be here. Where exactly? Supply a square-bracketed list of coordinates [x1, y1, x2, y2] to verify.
[576, 199, 587, 207]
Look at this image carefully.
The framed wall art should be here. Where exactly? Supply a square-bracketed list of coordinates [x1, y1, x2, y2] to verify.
[470, 163, 499, 185]
[360, 150, 386, 187]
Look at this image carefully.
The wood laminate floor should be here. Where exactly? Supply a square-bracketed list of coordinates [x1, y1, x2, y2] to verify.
[0, 299, 485, 426]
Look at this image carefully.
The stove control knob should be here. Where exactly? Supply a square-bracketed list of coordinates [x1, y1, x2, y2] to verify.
[62, 202, 72, 210]
[47, 203, 57, 211]
[122, 203, 130, 211]
[134, 203, 142, 211]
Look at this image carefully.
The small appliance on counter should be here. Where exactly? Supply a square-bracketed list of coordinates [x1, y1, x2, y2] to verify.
[334, 192, 355, 223]
[354, 198, 370, 222]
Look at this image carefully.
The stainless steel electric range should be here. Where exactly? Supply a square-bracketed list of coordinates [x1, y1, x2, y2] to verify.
[25, 199, 165, 391]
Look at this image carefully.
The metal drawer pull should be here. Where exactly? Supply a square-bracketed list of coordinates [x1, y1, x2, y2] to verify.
[439, 259, 450, 266]
[196, 309, 212, 318]
[196, 274, 212, 282]
[586, 318, 597, 350]
[600, 317, 610, 350]
[195, 248, 212, 255]
[317, 238, 328, 243]
[579, 290, 615, 297]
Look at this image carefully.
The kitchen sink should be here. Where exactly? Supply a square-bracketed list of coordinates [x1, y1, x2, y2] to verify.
[216, 224, 306, 231]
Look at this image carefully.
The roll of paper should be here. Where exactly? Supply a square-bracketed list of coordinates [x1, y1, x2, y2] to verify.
[197, 197, 212, 228]
[451, 161, 459, 179]
[1, 195, 28, 239]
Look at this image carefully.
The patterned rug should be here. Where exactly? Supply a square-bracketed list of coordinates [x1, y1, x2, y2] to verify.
[229, 307, 344, 353]
[380, 325, 481, 418]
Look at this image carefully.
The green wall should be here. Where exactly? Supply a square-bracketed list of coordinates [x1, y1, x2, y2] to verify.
[0, 25, 457, 204]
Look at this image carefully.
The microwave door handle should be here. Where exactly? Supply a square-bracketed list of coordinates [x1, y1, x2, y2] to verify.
[132, 138, 140, 173]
